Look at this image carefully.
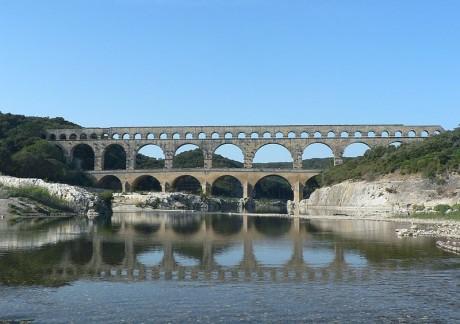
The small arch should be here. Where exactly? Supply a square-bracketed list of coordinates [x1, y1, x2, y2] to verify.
[97, 175, 122, 192]
[381, 131, 389, 138]
[80, 133, 87, 140]
[263, 132, 271, 138]
[407, 130, 416, 137]
[136, 144, 165, 169]
[211, 132, 220, 139]
[72, 144, 95, 170]
[172, 175, 202, 194]
[213, 144, 244, 168]
[135, 133, 142, 140]
[59, 134, 67, 140]
[340, 131, 349, 138]
[173, 133, 181, 140]
[112, 133, 120, 140]
[238, 132, 246, 139]
[251, 132, 259, 139]
[122, 133, 130, 140]
[103, 144, 127, 170]
[173, 144, 203, 168]
[389, 141, 402, 148]
[300, 132, 308, 138]
[288, 132, 296, 138]
[185, 133, 193, 140]
[224, 132, 233, 139]
[354, 131, 362, 138]
[102, 133, 109, 140]
[367, 131, 376, 138]
[211, 175, 243, 198]
[275, 132, 284, 138]
[147, 133, 155, 140]
[343, 142, 371, 157]
[253, 175, 293, 201]
[327, 131, 335, 138]
[434, 130, 441, 135]
[302, 143, 334, 169]
[132, 175, 162, 192]
[90, 133, 98, 140]
[160, 133, 168, 140]
[314, 131, 322, 138]
[421, 130, 429, 137]
[394, 131, 402, 137]
[198, 132, 207, 139]
[69, 134, 77, 140]
[49, 134, 56, 141]
[253, 144, 293, 169]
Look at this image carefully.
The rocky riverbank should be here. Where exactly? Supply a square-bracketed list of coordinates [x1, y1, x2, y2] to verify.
[297, 173, 460, 216]
[0, 176, 110, 218]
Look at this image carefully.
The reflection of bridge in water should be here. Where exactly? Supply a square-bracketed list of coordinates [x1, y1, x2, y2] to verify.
[46, 124, 443, 204]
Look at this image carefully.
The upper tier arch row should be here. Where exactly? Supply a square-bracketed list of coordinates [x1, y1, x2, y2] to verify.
[47, 124, 444, 141]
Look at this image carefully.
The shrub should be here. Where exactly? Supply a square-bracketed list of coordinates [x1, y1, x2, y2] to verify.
[7, 186, 73, 212]
[434, 204, 450, 214]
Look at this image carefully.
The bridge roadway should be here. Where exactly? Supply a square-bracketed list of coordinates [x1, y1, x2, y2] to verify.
[88, 168, 320, 204]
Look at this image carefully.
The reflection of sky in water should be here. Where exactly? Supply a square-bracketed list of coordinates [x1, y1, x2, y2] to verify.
[174, 254, 199, 267]
[137, 248, 163, 266]
[253, 241, 292, 266]
[214, 244, 243, 267]
[345, 252, 367, 267]
[303, 248, 335, 267]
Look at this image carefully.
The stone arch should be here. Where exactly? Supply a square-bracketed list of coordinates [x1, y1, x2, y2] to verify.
[59, 134, 67, 140]
[253, 143, 293, 169]
[300, 132, 308, 138]
[173, 133, 181, 140]
[80, 133, 87, 140]
[132, 175, 162, 192]
[112, 133, 120, 140]
[102, 133, 109, 139]
[69, 134, 77, 140]
[303, 176, 320, 199]
[275, 132, 284, 138]
[213, 144, 244, 168]
[354, 131, 362, 138]
[407, 130, 416, 137]
[49, 134, 56, 140]
[421, 130, 429, 137]
[172, 175, 202, 194]
[103, 144, 127, 170]
[160, 133, 168, 139]
[288, 132, 296, 138]
[343, 142, 371, 157]
[314, 131, 322, 138]
[97, 175, 123, 192]
[90, 133, 98, 140]
[147, 133, 155, 140]
[238, 132, 246, 139]
[136, 144, 165, 169]
[394, 130, 402, 137]
[253, 175, 294, 201]
[122, 133, 130, 140]
[173, 144, 203, 168]
[211, 175, 243, 198]
[367, 131, 376, 137]
[302, 142, 334, 169]
[381, 131, 389, 137]
[211, 132, 220, 139]
[251, 132, 259, 139]
[185, 132, 193, 139]
[224, 132, 233, 139]
[134, 133, 142, 140]
[263, 132, 271, 138]
[327, 131, 335, 138]
[71, 144, 95, 171]
[198, 132, 206, 139]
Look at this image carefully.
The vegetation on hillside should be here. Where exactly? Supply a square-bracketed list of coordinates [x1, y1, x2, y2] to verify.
[0, 112, 92, 185]
[317, 128, 460, 186]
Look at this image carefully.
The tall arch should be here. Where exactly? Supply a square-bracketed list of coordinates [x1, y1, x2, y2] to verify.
[72, 144, 95, 171]
[213, 144, 244, 168]
[302, 143, 334, 169]
[97, 175, 122, 192]
[103, 144, 127, 170]
[132, 175, 162, 192]
[253, 144, 293, 169]
[343, 142, 371, 158]
[253, 175, 293, 201]
[173, 144, 204, 168]
[136, 144, 165, 169]
[172, 175, 202, 194]
[211, 175, 243, 198]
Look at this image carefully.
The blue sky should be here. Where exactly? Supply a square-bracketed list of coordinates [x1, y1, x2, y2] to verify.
[1, 0, 459, 160]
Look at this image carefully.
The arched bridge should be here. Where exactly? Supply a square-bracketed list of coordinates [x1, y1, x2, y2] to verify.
[46, 124, 443, 204]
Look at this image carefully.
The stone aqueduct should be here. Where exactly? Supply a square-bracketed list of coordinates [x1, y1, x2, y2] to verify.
[47, 124, 443, 204]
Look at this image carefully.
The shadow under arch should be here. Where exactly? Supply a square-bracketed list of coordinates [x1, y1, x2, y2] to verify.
[173, 144, 204, 168]
[211, 175, 243, 198]
[253, 216, 292, 237]
[71, 144, 95, 171]
[69, 239, 93, 265]
[172, 175, 202, 194]
[97, 175, 123, 192]
[102, 242, 125, 266]
[103, 144, 126, 170]
[253, 143, 293, 169]
[253, 175, 293, 201]
[132, 175, 162, 192]
[133, 223, 161, 235]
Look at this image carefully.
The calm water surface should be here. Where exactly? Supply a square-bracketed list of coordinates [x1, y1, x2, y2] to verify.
[0, 211, 459, 323]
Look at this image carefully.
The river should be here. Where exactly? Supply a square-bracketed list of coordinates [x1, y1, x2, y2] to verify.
[0, 211, 459, 323]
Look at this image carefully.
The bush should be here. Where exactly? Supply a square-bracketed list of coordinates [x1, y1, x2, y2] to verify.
[7, 186, 73, 212]
[434, 204, 451, 214]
